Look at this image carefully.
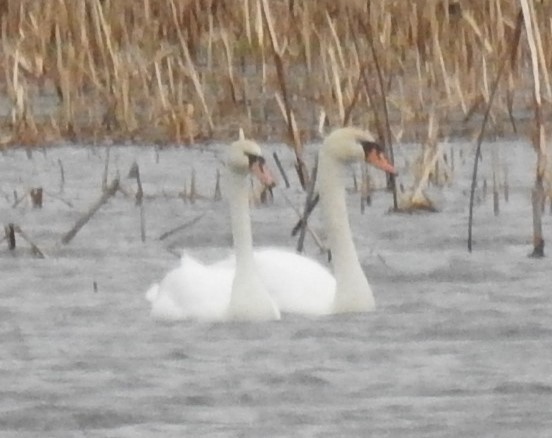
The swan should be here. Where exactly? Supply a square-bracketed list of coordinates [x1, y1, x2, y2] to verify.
[256, 127, 395, 314]
[146, 136, 280, 322]
[317, 127, 396, 312]
[207, 127, 396, 315]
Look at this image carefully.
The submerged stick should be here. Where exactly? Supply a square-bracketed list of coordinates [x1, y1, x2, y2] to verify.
[61, 178, 120, 245]
[4, 223, 16, 250]
[158, 212, 206, 241]
[14, 225, 46, 258]
[43, 190, 73, 208]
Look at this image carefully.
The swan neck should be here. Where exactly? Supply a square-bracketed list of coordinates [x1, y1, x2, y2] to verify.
[226, 170, 255, 268]
[318, 153, 359, 271]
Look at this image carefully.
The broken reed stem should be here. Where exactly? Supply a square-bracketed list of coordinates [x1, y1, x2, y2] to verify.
[139, 204, 146, 243]
[297, 154, 319, 253]
[30, 187, 43, 208]
[492, 145, 500, 216]
[102, 143, 111, 192]
[280, 191, 326, 254]
[158, 212, 206, 241]
[14, 225, 46, 258]
[468, 10, 522, 253]
[61, 177, 120, 244]
[272, 152, 290, 188]
[360, 163, 371, 213]
[190, 168, 197, 204]
[128, 162, 145, 242]
[58, 159, 65, 193]
[291, 193, 319, 237]
[4, 223, 16, 250]
[503, 161, 510, 202]
[214, 169, 222, 201]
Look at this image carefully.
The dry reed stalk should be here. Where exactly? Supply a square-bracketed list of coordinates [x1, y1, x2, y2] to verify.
[57, 159, 65, 193]
[280, 191, 326, 254]
[214, 169, 222, 201]
[261, 0, 308, 188]
[169, 0, 214, 137]
[189, 169, 197, 204]
[503, 161, 510, 202]
[409, 112, 441, 210]
[297, 155, 319, 253]
[520, 0, 546, 257]
[128, 162, 145, 242]
[220, 27, 237, 103]
[102, 143, 111, 192]
[492, 145, 500, 216]
[328, 46, 345, 125]
[357, 16, 398, 210]
[4, 224, 16, 250]
[301, 1, 312, 74]
[467, 9, 522, 252]
[272, 152, 290, 189]
[0, 0, 550, 146]
[360, 162, 372, 214]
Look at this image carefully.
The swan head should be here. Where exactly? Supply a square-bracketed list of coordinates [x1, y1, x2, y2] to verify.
[323, 127, 396, 174]
[227, 138, 276, 187]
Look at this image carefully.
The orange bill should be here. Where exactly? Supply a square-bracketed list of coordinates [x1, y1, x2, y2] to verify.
[366, 148, 397, 175]
[250, 158, 276, 188]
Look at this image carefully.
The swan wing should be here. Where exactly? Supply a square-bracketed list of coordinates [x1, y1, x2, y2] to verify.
[254, 248, 335, 315]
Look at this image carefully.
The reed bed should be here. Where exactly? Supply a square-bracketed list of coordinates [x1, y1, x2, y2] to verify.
[0, 0, 550, 149]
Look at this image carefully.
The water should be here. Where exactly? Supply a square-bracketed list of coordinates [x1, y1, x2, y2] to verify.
[1, 140, 551, 436]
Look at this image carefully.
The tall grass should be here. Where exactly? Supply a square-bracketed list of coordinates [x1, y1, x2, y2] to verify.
[0, 0, 551, 146]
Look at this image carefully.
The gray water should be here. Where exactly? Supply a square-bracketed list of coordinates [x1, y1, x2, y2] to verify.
[1, 140, 551, 437]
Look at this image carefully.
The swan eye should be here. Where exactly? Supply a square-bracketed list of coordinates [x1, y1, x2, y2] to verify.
[360, 140, 383, 155]
[245, 153, 265, 167]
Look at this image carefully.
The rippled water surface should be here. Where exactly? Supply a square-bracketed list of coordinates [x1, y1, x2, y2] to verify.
[1, 141, 551, 437]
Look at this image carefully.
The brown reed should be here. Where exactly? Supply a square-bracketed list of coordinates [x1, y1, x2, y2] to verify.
[0, 0, 550, 147]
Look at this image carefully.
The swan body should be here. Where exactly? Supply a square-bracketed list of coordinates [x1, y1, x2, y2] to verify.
[146, 137, 280, 322]
[211, 247, 336, 315]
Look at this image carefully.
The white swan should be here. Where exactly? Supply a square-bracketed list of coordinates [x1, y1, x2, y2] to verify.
[207, 127, 396, 315]
[260, 127, 395, 314]
[318, 127, 395, 312]
[146, 137, 280, 322]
